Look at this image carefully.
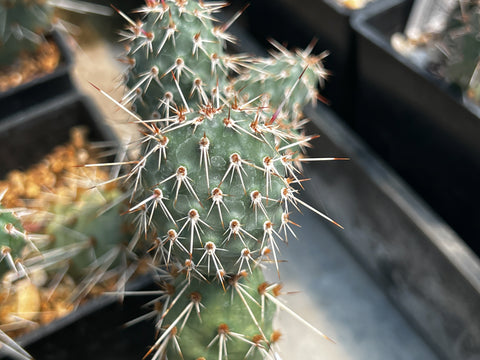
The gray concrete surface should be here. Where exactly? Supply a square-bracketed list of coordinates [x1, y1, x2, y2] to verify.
[263, 209, 439, 360]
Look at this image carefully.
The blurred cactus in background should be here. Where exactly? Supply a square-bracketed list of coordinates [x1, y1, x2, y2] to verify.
[393, 0, 480, 104]
[437, 1, 480, 103]
[0, 0, 55, 66]
[0, 129, 139, 360]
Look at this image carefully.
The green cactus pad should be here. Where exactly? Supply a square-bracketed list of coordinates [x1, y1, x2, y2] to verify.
[121, 0, 329, 280]
[0, 205, 27, 276]
[152, 268, 276, 360]
[46, 187, 133, 280]
[122, 0, 230, 119]
[111, 1, 334, 359]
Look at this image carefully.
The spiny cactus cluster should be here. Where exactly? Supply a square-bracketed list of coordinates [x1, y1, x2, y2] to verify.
[396, 1, 480, 104]
[1, 1, 344, 359]
[0, 128, 133, 287]
[0, 129, 139, 360]
[90, 1, 341, 358]
[0, 192, 31, 278]
[0, 0, 55, 66]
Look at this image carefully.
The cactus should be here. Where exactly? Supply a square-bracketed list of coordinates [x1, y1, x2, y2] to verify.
[0, 129, 137, 357]
[397, 1, 480, 103]
[0, 184, 135, 360]
[2, 1, 343, 358]
[88, 1, 341, 358]
[0, 190, 32, 279]
[0, 0, 56, 66]
[434, 1, 480, 103]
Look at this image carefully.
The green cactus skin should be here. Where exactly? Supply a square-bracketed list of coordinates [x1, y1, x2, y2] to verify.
[0, 203, 27, 277]
[109, 1, 337, 358]
[120, 0, 230, 120]
[122, 0, 331, 275]
[1, 0, 337, 358]
[0, 0, 55, 66]
[233, 40, 329, 114]
[151, 267, 276, 360]
[45, 187, 134, 283]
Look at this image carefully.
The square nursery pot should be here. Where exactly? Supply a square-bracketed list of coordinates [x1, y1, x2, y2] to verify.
[351, 0, 480, 256]
[0, 92, 158, 359]
[303, 103, 480, 360]
[241, 0, 378, 122]
[0, 91, 115, 176]
[14, 275, 156, 360]
[0, 30, 75, 120]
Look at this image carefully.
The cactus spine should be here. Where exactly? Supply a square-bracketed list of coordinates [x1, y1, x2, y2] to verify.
[104, 1, 338, 358]
[0, 191, 30, 278]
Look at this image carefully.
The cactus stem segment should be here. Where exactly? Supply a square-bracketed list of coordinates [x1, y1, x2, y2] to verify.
[268, 66, 309, 126]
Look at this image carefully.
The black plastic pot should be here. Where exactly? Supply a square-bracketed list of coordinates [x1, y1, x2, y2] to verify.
[17, 275, 156, 360]
[0, 30, 75, 120]
[304, 103, 480, 360]
[0, 92, 115, 177]
[0, 92, 158, 359]
[242, 0, 377, 122]
[351, 0, 480, 255]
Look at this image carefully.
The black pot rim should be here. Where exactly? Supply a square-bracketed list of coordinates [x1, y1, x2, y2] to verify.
[15, 274, 154, 348]
[351, 0, 480, 117]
